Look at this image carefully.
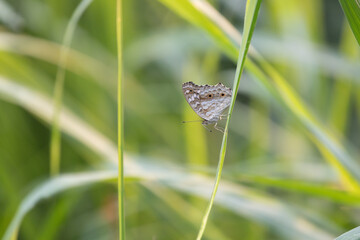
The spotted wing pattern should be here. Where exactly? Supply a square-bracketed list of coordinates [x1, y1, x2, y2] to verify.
[182, 81, 232, 124]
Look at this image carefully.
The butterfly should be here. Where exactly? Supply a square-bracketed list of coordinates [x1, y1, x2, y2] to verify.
[182, 81, 232, 132]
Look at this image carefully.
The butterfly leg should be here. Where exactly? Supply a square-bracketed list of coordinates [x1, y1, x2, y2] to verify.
[213, 122, 225, 133]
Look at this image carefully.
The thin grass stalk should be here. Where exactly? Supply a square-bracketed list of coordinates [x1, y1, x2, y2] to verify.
[195, 1, 262, 239]
[50, 0, 93, 176]
[116, 0, 125, 239]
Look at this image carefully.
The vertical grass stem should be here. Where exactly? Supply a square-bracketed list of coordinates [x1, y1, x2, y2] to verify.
[196, 0, 262, 239]
[116, 0, 125, 239]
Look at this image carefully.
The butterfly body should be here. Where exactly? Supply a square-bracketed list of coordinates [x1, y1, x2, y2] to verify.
[182, 82, 232, 126]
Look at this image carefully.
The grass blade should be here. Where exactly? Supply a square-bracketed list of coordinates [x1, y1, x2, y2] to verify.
[339, 0, 360, 45]
[243, 176, 360, 206]
[196, 1, 262, 239]
[336, 226, 360, 240]
[50, 0, 93, 176]
[116, 0, 125, 239]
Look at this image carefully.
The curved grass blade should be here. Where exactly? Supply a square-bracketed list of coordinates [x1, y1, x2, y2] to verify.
[1, 160, 335, 240]
[336, 226, 360, 240]
[243, 176, 360, 206]
[339, 0, 360, 46]
[196, 1, 262, 239]
[50, 0, 93, 176]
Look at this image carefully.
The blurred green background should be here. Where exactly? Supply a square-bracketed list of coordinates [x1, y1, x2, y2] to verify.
[0, 0, 359, 239]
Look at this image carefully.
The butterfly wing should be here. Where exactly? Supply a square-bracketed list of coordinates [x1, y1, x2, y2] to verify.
[198, 83, 232, 122]
[182, 82, 209, 120]
[182, 82, 232, 122]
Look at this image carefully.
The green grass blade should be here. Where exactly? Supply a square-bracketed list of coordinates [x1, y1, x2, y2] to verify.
[336, 226, 360, 240]
[243, 176, 360, 206]
[196, 1, 262, 239]
[339, 0, 360, 46]
[50, 0, 93, 176]
[116, 0, 125, 239]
